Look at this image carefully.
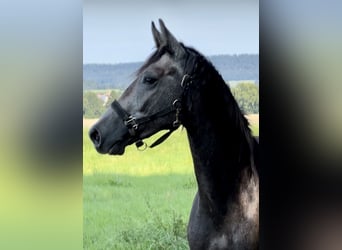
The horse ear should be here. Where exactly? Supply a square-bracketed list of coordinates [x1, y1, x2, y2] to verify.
[158, 19, 185, 58]
[151, 21, 163, 48]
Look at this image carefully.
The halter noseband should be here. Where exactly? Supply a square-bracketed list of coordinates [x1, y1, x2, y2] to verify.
[111, 73, 192, 150]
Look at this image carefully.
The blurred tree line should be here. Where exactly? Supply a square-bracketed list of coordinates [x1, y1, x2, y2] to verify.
[231, 82, 259, 114]
[83, 82, 259, 118]
[83, 90, 122, 118]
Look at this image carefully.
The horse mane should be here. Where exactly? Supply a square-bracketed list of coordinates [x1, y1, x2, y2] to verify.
[183, 46, 256, 170]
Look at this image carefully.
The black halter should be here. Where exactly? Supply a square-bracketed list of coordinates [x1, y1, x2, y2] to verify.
[110, 74, 192, 150]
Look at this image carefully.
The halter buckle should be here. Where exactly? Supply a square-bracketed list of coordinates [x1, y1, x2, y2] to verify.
[124, 115, 139, 130]
[180, 74, 191, 88]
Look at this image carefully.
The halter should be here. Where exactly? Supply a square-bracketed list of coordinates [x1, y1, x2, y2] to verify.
[111, 74, 192, 150]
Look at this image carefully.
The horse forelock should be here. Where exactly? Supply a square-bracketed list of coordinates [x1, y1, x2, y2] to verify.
[136, 45, 173, 76]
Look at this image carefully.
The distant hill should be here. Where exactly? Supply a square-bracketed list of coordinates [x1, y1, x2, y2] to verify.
[83, 54, 258, 90]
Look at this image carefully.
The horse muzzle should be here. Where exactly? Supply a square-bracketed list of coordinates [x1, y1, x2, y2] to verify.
[89, 120, 132, 155]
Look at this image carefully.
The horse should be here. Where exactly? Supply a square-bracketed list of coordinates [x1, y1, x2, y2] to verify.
[89, 19, 259, 250]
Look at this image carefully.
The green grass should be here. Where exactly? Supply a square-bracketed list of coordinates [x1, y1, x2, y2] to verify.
[250, 125, 259, 138]
[83, 125, 259, 249]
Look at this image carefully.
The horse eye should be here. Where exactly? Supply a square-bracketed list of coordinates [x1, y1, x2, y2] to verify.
[143, 76, 157, 85]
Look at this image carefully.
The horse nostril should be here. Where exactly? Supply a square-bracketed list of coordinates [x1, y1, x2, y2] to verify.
[89, 127, 102, 147]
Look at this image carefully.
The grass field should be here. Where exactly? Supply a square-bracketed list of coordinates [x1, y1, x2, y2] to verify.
[83, 117, 259, 249]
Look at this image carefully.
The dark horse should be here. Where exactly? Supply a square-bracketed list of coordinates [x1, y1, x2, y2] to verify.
[89, 19, 259, 250]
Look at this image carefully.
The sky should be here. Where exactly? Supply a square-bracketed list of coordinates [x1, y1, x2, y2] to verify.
[83, 0, 259, 64]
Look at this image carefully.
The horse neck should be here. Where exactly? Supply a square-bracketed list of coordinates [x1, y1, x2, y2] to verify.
[184, 73, 255, 215]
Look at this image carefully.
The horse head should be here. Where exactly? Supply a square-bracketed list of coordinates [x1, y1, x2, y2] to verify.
[89, 19, 190, 155]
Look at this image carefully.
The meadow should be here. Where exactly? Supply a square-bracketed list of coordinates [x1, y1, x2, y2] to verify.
[83, 117, 259, 249]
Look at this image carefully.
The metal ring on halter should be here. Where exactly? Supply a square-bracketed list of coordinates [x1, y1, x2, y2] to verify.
[136, 140, 147, 151]
[172, 99, 181, 108]
[180, 74, 190, 88]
